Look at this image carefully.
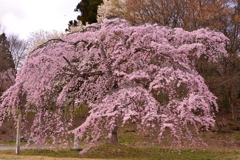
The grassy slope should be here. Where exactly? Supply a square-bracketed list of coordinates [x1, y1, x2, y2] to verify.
[1, 108, 240, 159]
[0, 144, 240, 160]
[1, 122, 240, 159]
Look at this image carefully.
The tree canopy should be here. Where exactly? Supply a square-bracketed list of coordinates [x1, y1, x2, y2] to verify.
[0, 19, 228, 147]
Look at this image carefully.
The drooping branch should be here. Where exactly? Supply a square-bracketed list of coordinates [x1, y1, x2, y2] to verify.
[73, 40, 88, 46]
[0, 18, 228, 148]
[30, 39, 67, 54]
[63, 56, 104, 78]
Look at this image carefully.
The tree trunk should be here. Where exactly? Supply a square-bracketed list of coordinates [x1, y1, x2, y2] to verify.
[231, 103, 237, 121]
[109, 127, 118, 143]
[74, 131, 79, 149]
[16, 113, 22, 154]
[227, 92, 237, 120]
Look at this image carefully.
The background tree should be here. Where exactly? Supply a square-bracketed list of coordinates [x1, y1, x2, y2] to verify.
[193, 0, 240, 120]
[7, 34, 28, 69]
[27, 30, 65, 53]
[0, 33, 15, 71]
[66, 21, 88, 32]
[98, 0, 231, 29]
[97, 0, 125, 22]
[0, 32, 15, 96]
[67, 0, 103, 31]
[0, 19, 228, 150]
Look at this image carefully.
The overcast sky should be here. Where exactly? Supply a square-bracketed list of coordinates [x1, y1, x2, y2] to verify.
[0, 0, 81, 39]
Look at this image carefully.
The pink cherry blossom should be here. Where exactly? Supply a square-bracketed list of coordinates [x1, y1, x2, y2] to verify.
[0, 19, 228, 145]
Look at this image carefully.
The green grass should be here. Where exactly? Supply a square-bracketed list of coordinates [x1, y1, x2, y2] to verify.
[0, 149, 81, 159]
[0, 141, 34, 146]
[235, 136, 240, 140]
[84, 144, 240, 160]
[118, 134, 145, 144]
[0, 141, 16, 145]
[1, 144, 240, 160]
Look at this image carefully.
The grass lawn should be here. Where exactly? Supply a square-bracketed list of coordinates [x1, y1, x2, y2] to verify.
[0, 154, 101, 160]
[0, 144, 240, 160]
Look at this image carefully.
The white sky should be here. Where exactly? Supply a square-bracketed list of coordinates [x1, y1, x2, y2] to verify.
[0, 0, 81, 39]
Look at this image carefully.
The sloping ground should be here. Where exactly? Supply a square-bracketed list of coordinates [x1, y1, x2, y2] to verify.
[1, 110, 240, 149]
[83, 143, 240, 159]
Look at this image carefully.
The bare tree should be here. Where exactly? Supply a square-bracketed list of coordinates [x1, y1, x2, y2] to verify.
[7, 34, 28, 69]
[27, 30, 65, 53]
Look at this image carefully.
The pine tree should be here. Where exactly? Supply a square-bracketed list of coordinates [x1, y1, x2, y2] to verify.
[67, 0, 103, 31]
[0, 33, 15, 71]
[0, 33, 15, 96]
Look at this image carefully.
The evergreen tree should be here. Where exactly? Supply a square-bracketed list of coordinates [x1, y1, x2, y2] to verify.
[0, 33, 15, 71]
[0, 33, 15, 96]
[67, 0, 103, 30]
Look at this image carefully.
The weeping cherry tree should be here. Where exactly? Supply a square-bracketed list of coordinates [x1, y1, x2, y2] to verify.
[0, 19, 228, 150]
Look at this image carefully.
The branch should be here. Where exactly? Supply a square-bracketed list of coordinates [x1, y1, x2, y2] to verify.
[84, 26, 100, 32]
[30, 39, 66, 54]
[63, 56, 104, 78]
[63, 56, 81, 77]
[73, 40, 88, 46]
[79, 71, 104, 78]
[66, 25, 100, 36]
